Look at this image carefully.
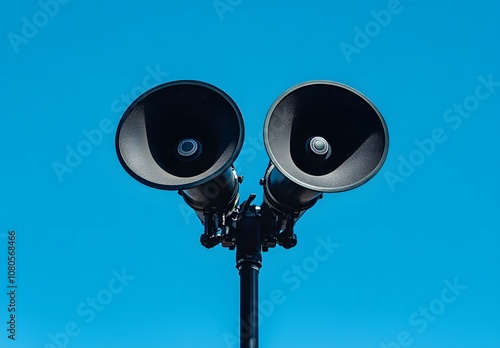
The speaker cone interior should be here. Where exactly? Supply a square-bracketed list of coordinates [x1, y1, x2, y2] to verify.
[264, 81, 389, 193]
[116, 80, 245, 190]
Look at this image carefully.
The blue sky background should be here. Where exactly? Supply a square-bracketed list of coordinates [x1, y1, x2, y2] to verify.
[1, 0, 499, 347]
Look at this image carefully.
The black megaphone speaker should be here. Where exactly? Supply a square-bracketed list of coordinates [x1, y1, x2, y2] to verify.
[115, 80, 245, 245]
[261, 81, 388, 242]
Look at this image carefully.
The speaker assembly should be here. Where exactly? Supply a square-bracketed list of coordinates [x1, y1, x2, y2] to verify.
[114, 78, 389, 347]
[116, 80, 245, 247]
[260, 81, 389, 248]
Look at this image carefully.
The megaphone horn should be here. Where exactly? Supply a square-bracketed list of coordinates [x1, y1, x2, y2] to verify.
[261, 81, 389, 246]
[115, 80, 245, 247]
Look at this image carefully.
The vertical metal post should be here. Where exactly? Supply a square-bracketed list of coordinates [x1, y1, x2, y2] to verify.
[236, 202, 262, 348]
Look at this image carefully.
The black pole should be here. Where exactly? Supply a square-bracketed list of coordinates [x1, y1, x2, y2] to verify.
[236, 196, 262, 348]
[239, 260, 260, 348]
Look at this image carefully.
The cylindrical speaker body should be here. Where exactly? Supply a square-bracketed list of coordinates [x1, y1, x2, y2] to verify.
[262, 164, 322, 231]
[180, 167, 239, 222]
[263, 164, 321, 214]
